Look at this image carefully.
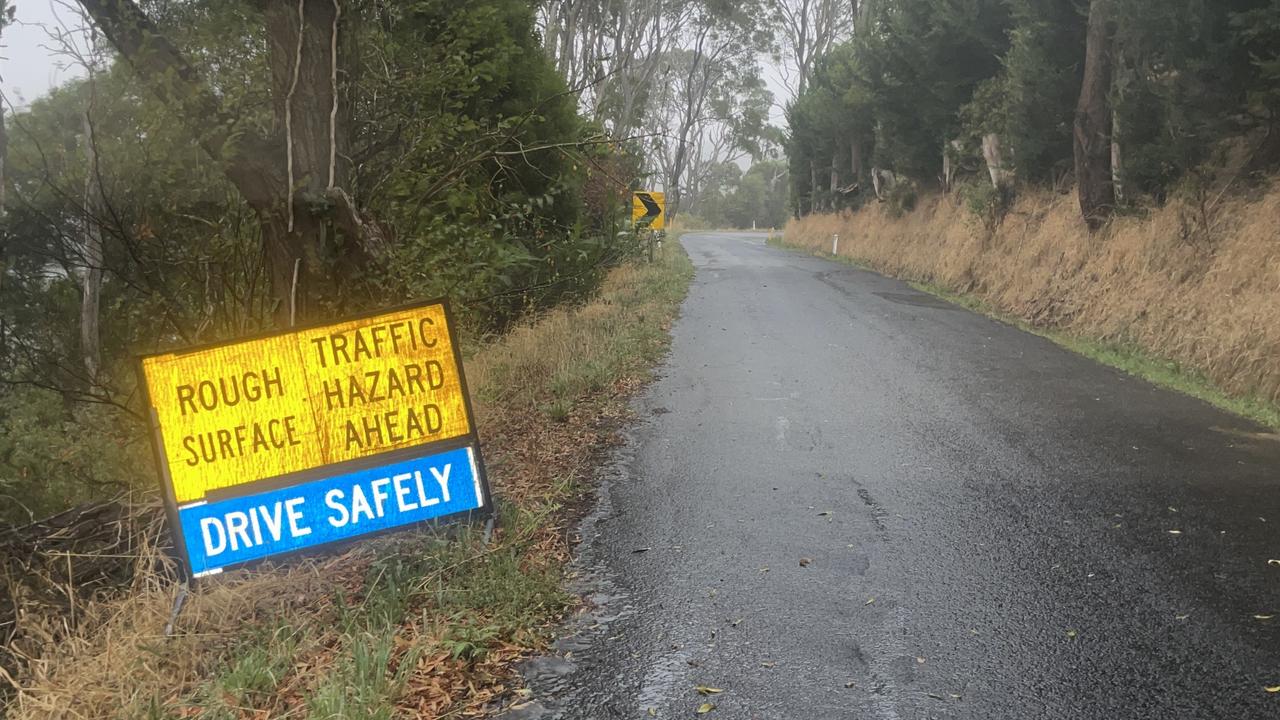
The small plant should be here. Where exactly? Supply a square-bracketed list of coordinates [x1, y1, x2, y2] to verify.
[542, 396, 574, 422]
[440, 621, 501, 662]
[958, 178, 1015, 235]
[885, 179, 919, 217]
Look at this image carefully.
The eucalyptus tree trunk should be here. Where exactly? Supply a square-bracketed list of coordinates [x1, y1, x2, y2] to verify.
[80, 111, 103, 387]
[942, 140, 957, 192]
[872, 166, 891, 200]
[0, 7, 6, 218]
[1111, 111, 1124, 205]
[0, 94, 6, 217]
[982, 133, 1013, 189]
[850, 139, 864, 189]
[1073, 0, 1115, 231]
[78, 0, 378, 326]
[829, 151, 839, 204]
[810, 159, 820, 212]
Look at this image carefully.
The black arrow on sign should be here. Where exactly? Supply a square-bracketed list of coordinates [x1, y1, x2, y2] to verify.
[636, 192, 661, 225]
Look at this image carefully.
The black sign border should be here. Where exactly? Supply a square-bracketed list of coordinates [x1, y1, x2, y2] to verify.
[137, 297, 493, 582]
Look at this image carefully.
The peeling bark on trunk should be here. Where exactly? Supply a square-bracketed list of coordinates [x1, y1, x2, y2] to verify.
[0, 93, 6, 217]
[982, 133, 1013, 189]
[871, 167, 894, 200]
[810, 158, 820, 213]
[260, 0, 348, 324]
[942, 144, 952, 192]
[77, 0, 373, 326]
[1073, 0, 1115, 231]
[829, 151, 839, 205]
[1111, 111, 1123, 205]
[850, 139, 865, 187]
[80, 112, 103, 387]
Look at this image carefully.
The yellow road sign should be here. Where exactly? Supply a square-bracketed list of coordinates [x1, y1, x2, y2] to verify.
[632, 191, 665, 231]
[142, 303, 472, 504]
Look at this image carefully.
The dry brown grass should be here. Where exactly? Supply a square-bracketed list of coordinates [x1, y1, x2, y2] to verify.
[785, 184, 1280, 407]
[3, 246, 693, 719]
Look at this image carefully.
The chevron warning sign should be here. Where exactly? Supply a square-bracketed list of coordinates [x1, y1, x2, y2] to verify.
[632, 191, 665, 231]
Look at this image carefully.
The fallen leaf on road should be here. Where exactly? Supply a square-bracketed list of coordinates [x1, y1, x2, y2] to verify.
[916, 657, 926, 664]
[1066, 629, 1078, 639]
[1266, 686, 1280, 693]
[695, 686, 723, 695]
[696, 702, 716, 714]
[799, 557, 812, 567]
[648, 709, 656, 717]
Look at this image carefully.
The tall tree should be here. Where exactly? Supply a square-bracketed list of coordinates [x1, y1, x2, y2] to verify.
[75, 0, 372, 325]
[1074, 0, 1115, 230]
[0, 0, 11, 217]
[540, 0, 695, 139]
[644, 2, 770, 219]
[769, 0, 851, 100]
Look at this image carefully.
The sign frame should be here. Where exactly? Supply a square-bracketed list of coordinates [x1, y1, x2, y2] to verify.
[138, 297, 493, 580]
[632, 190, 665, 231]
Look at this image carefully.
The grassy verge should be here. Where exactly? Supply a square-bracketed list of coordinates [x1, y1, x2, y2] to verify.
[7, 245, 694, 719]
[906, 280, 1280, 430]
[775, 233, 1280, 431]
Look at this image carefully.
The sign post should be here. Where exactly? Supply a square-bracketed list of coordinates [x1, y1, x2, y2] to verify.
[632, 191, 666, 263]
[140, 300, 490, 578]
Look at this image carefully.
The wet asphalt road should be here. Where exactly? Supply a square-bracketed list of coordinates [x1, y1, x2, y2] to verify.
[516, 232, 1280, 720]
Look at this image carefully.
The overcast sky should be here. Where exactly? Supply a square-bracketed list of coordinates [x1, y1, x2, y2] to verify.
[4, 1, 792, 129]
[2, 1, 92, 108]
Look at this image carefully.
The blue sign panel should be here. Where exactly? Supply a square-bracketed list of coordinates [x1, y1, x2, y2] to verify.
[178, 445, 483, 576]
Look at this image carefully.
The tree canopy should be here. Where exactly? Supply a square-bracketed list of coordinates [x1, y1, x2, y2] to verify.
[787, 0, 1280, 220]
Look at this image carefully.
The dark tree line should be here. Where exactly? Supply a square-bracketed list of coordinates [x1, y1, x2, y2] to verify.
[788, 0, 1280, 226]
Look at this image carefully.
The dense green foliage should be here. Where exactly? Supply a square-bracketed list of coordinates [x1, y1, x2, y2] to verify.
[0, 0, 639, 522]
[789, 0, 1280, 215]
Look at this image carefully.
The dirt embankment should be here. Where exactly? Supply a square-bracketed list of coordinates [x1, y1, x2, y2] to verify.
[784, 185, 1280, 410]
